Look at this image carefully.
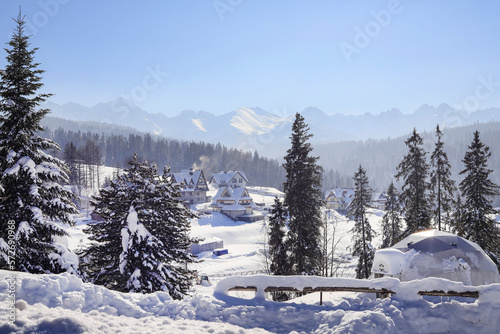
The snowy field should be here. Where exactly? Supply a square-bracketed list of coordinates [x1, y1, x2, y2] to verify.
[1, 186, 500, 333]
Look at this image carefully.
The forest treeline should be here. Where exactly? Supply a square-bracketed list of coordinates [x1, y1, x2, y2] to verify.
[315, 121, 500, 194]
[43, 122, 351, 191]
[43, 120, 500, 199]
[45, 126, 288, 188]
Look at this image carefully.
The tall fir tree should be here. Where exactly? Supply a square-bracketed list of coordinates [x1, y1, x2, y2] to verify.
[349, 165, 375, 279]
[458, 131, 500, 267]
[450, 194, 466, 236]
[0, 13, 78, 273]
[63, 142, 80, 185]
[79, 165, 130, 289]
[267, 196, 291, 301]
[283, 113, 323, 275]
[380, 181, 403, 248]
[80, 154, 198, 299]
[429, 125, 456, 231]
[395, 128, 431, 236]
[268, 196, 289, 276]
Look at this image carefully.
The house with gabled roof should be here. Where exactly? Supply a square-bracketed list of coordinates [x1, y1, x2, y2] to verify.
[209, 170, 249, 189]
[325, 188, 356, 213]
[371, 192, 388, 210]
[172, 168, 211, 205]
[210, 186, 263, 222]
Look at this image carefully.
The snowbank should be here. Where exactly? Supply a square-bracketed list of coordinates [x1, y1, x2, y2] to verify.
[2, 270, 500, 333]
[214, 274, 500, 302]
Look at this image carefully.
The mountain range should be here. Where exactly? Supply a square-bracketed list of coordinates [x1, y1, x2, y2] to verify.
[45, 99, 500, 158]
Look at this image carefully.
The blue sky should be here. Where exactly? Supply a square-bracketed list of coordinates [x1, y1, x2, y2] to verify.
[1, 1, 500, 117]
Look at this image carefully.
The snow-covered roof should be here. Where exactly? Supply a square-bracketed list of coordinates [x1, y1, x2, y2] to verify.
[325, 188, 355, 204]
[197, 236, 222, 245]
[212, 187, 253, 203]
[210, 171, 248, 186]
[172, 169, 208, 191]
[372, 192, 387, 202]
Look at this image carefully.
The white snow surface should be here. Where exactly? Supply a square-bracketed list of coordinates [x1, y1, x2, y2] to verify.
[1, 270, 500, 333]
[2, 190, 500, 333]
[120, 205, 151, 275]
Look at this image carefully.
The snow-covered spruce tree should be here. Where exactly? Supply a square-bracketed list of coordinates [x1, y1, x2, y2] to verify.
[267, 196, 291, 301]
[80, 154, 197, 298]
[380, 181, 403, 248]
[283, 113, 323, 275]
[348, 165, 375, 279]
[0, 14, 78, 273]
[457, 131, 500, 267]
[78, 164, 130, 289]
[395, 128, 431, 237]
[268, 196, 289, 276]
[429, 125, 456, 231]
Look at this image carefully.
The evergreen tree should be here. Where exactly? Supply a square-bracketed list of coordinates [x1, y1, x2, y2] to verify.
[268, 196, 289, 276]
[348, 165, 375, 279]
[380, 182, 403, 248]
[450, 194, 466, 236]
[267, 196, 290, 301]
[458, 131, 500, 266]
[79, 166, 129, 289]
[395, 128, 431, 236]
[429, 125, 456, 231]
[80, 154, 198, 298]
[0, 13, 78, 273]
[63, 142, 79, 185]
[283, 113, 323, 275]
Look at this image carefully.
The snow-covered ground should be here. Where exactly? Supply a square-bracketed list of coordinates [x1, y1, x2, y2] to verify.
[1, 188, 500, 333]
[2, 269, 500, 333]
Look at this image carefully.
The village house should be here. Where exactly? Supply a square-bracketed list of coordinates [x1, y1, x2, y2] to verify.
[210, 186, 263, 222]
[209, 170, 248, 189]
[172, 169, 211, 205]
[370, 192, 388, 210]
[325, 188, 356, 213]
[325, 188, 388, 213]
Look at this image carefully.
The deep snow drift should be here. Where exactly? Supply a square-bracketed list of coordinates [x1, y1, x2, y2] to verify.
[1, 270, 500, 333]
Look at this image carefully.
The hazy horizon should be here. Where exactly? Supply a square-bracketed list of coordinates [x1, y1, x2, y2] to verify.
[1, 1, 500, 117]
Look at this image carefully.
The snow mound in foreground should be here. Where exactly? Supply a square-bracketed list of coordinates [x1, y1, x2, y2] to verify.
[1, 270, 500, 333]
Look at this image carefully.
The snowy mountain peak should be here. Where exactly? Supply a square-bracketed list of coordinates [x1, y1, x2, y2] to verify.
[44, 99, 500, 158]
[230, 107, 290, 136]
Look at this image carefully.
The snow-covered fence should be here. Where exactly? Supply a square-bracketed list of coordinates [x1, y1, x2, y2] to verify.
[215, 275, 494, 303]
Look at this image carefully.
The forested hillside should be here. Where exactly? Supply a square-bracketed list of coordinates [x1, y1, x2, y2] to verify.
[42, 116, 351, 191]
[42, 116, 500, 202]
[316, 122, 500, 195]
[44, 125, 286, 190]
